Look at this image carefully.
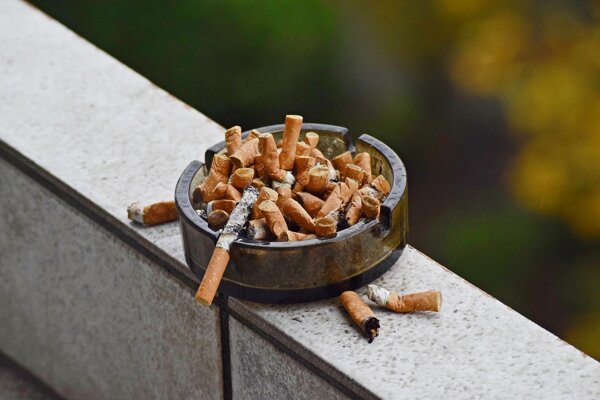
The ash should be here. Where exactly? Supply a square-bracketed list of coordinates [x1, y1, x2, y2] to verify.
[223, 186, 259, 235]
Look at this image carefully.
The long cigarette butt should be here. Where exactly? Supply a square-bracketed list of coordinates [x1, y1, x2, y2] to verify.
[303, 131, 319, 149]
[332, 151, 354, 173]
[367, 285, 442, 313]
[258, 200, 288, 238]
[295, 192, 325, 218]
[127, 200, 178, 225]
[246, 218, 273, 240]
[259, 133, 286, 181]
[279, 115, 303, 170]
[305, 165, 329, 195]
[344, 164, 366, 183]
[340, 291, 380, 343]
[230, 138, 260, 169]
[207, 210, 229, 230]
[279, 197, 316, 233]
[230, 168, 255, 191]
[225, 126, 242, 155]
[318, 184, 343, 218]
[361, 195, 380, 219]
[314, 216, 337, 237]
[195, 247, 230, 305]
[252, 187, 278, 219]
[354, 152, 372, 183]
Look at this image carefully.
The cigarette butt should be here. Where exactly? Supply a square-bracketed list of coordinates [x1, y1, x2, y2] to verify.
[201, 154, 232, 203]
[367, 285, 442, 313]
[210, 199, 238, 214]
[295, 192, 325, 218]
[246, 218, 273, 240]
[354, 152, 372, 183]
[259, 133, 286, 181]
[317, 156, 338, 182]
[252, 187, 278, 219]
[245, 129, 261, 142]
[224, 184, 242, 202]
[195, 247, 230, 305]
[279, 115, 303, 170]
[230, 138, 260, 169]
[346, 192, 363, 226]
[225, 125, 242, 155]
[305, 165, 329, 195]
[303, 131, 319, 149]
[207, 209, 229, 230]
[361, 195, 380, 219]
[192, 183, 205, 204]
[278, 230, 316, 242]
[279, 197, 316, 233]
[258, 200, 288, 238]
[318, 184, 343, 218]
[331, 151, 354, 173]
[251, 178, 266, 189]
[341, 179, 359, 205]
[310, 147, 325, 159]
[344, 164, 366, 183]
[293, 156, 316, 192]
[314, 216, 337, 237]
[231, 168, 255, 191]
[127, 200, 178, 225]
[371, 175, 391, 196]
[340, 291, 380, 343]
[276, 186, 293, 199]
[295, 141, 311, 157]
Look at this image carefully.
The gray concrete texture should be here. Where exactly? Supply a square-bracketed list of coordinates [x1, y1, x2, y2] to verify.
[0, 159, 223, 400]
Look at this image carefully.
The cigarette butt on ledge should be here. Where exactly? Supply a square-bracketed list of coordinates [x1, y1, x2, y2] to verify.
[367, 285, 442, 313]
[127, 200, 178, 226]
[340, 291, 380, 343]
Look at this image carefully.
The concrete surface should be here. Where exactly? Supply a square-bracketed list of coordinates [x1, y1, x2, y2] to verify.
[0, 353, 62, 400]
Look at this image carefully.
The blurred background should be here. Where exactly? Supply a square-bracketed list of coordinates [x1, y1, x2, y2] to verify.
[30, 0, 600, 358]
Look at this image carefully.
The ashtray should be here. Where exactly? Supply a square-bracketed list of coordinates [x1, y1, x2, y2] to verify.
[175, 123, 408, 303]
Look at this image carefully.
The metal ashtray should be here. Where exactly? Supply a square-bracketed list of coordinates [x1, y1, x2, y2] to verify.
[175, 123, 408, 303]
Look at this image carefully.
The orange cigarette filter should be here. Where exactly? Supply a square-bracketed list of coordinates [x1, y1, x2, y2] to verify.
[224, 184, 242, 202]
[339, 291, 380, 343]
[295, 191, 325, 218]
[258, 200, 288, 238]
[210, 199, 238, 214]
[367, 285, 442, 313]
[252, 187, 278, 219]
[303, 131, 319, 149]
[331, 151, 354, 173]
[346, 192, 363, 226]
[259, 133, 286, 181]
[314, 216, 337, 237]
[251, 178, 266, 189]
[371, 175, 391, 196]
[279, 115, 303, 170]
[354, 152, 372, 183]
[361, 195, 380, 219]
[295, 141, 311, 157]
[279, 197, 316, 233]
[127, 200, 178, 225]
[207, 209, 229, 231]
[342, 178, 360, 203]
[244, 129, 261, 142]
[344, 164, 366, 183]
[201, 154, 232, 203]
[195, 247, 230, 305]
[293, 156, 316, 193]
[318, 184, 343, 218]
[278, 230, 316, 242]
[305, 165, 329, 195]
[310, 147, 325, 159]
[230, 138, 260, 168]
[230, 168, 255, 191]
[225, 125, 242, 155]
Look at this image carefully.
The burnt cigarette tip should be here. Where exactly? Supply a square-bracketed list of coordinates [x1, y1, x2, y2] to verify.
[364, 317, 380, 343]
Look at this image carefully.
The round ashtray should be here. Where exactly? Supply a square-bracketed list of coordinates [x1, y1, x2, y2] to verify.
[175, 123, 408, 303]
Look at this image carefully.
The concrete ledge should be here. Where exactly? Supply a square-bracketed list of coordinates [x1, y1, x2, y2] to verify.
[1, 0, 599, 399]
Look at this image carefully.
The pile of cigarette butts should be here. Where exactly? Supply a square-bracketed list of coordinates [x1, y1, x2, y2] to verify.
[128, 114, 442, 342]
